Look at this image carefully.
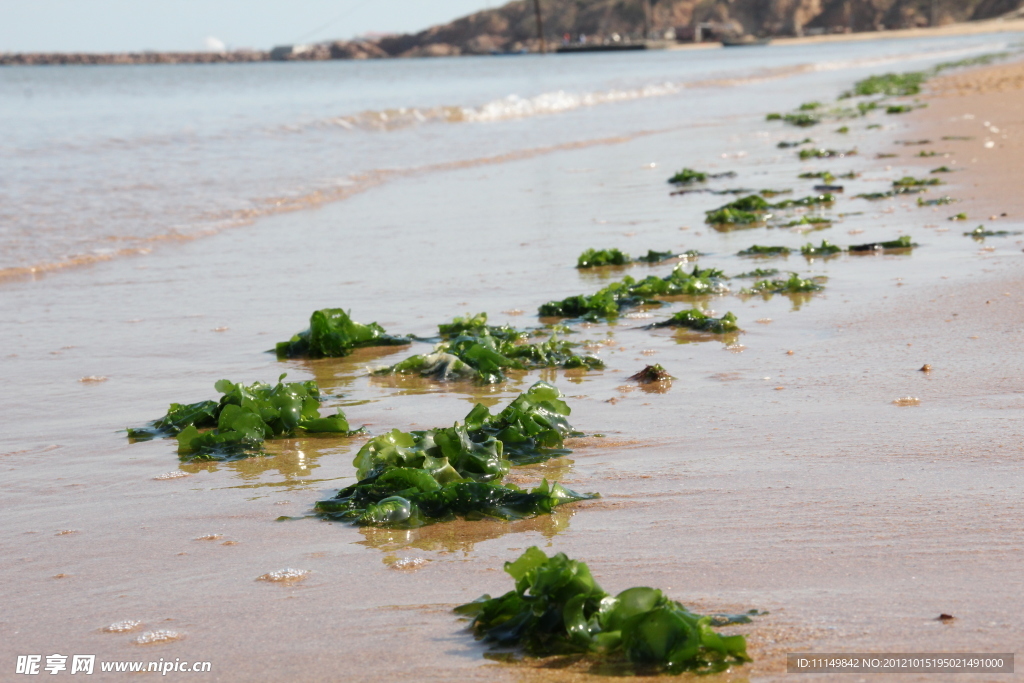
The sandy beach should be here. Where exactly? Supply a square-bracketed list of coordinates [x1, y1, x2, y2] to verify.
[2, 37, 1023, 682]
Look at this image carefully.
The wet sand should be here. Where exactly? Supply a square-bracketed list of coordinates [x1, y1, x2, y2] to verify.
[2, 55, 1024, 682]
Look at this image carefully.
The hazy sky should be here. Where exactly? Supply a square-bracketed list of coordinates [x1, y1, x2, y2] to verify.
[1, 0, 504, 53]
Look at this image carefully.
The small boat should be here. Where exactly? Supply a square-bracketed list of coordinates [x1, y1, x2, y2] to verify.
[720, 35, 772, 47]
[556, 42, 647, 53]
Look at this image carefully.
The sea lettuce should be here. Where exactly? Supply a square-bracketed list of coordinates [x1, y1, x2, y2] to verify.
[705, 195, 771, 225]
[800, 240, 842, 256]
[738, 245, 790, 256]
[577, 248, 631, 268]
[318, 383, 596, 527]
[540, 265, 729, 320]
[650, 309, 738, 333]
[849, 236, 916, 251]
[276, 308, 408, 358]
[742, 273, 823, 294]
[128, 376, 358, 461]
[376, 325, 602, 384]
[456, 547, 752, 674]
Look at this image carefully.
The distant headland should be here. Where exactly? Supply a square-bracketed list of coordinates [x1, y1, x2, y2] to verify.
[3, 0, 1022, 65]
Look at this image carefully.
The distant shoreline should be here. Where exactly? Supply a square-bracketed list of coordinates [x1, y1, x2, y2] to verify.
[4, 17, 1023, 66]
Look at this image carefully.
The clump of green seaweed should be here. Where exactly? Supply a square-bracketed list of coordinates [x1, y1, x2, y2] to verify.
[742, 273, 823, 294]
[772, 193, 836, 209]
[539, 265, 730, 321]
[734, 267, 779, 279]
[127, 375, 359, 461]
[931, 166, 955, 173]
[667, 168, 706, 184]
[577, 248, 630, 268]
[777, 138, 812, 148]
[894, 176, 941, 188]
[798, 148, 856, 160]
[849, 236, 916, 251]
[738, 245, 790, 256]
[842, 72, 927, 98]
[276, 308, 409, 359]
[705, 195, 772, 226]
[375, 314, 602, 384]
[782, 216, 831, 228]
[667, 169, 736, 185]
[886, 104, 915, 115]
[456, 547, 752, 674]
[918, 196, 956, 206]
[315, 383, 596, 527]
[649, 309, 739, 333]
[966, 225, 1021, 239]
[577, 248, 698, 268]
[800, 240, 842, 256]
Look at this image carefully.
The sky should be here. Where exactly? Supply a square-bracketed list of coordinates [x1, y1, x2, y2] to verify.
[0, 0, 504, 53]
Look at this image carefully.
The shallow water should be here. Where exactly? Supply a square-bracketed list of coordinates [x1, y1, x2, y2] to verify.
[3, 34, 1024, 681]
[0, 34, 1013, 275]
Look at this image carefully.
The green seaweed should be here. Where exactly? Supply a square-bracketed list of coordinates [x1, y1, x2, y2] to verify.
[849, 235, 915, 251]
[772, 193, 836, 209]
[917, 150, 942, 157]
[376, 327, 602, 384]
[734, 267, 779, 279]
[667, 168, 707, 185]
[782, 112, 820, 127]
[918, 196, 955, 206]
[635, 249, 701, 263]
[800, 240, 842, 256]
[456, 547, 752, 674]
[894, 176, 941, 187]
[276, 308, 409, 359]
[577, 248, 630, 268]
[743, 273, 823, 293]
[782, 216, 831, 228]
[650, 309, 738, 333]
[835, 126, 849, 134]
[948, 213, 968, 221]
[798, 148, 856, 160]
[777, 138, 812, 148]
[966, 225, 1021, 239]
[128, 375, 357, 461]
[316, 384, 596, 527]
[738, 245, 790, 256]
[540, 265, 730, 321]
[798, 171, 834, 181]
[930, 166, 955, 173]
[886, 105, 914, 114]
[705, 195, 771, 225]
[843, 71, 926, 98]
[438, 312, 528, 343]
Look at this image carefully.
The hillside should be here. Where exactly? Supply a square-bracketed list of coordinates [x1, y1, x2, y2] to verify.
[358, 0, 1024, 57]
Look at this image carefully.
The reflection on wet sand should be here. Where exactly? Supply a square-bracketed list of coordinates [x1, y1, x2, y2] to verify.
[356, 504, 578, 556]
[737, 290, 819, 311]
[182, 436, 360, 490]
[281, 344, 413, 391]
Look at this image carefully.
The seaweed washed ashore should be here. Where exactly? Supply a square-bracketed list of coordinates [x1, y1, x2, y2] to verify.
[457, 547, 754, 675]
[127, 376, 358, 461]
[315, 382, 597, 528]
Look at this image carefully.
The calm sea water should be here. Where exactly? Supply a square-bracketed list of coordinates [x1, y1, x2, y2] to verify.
[0, 34, 1013, 275]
